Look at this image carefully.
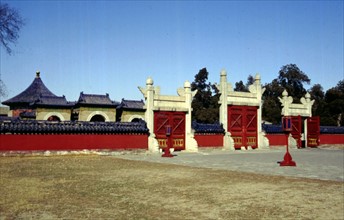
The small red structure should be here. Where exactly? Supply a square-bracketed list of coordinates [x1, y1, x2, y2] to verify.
[280, 116, 296, 166]
[162, 125, 174, 157]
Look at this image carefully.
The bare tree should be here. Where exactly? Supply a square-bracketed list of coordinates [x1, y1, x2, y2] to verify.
[0, 79, 7, 102]
[0, 3, 24, 54]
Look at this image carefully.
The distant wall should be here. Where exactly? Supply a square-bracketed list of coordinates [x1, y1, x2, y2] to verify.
[0, 120, 149, 152]
[0, 134, 148, 151]
[194, 134, 224, 147]
[192, 122, 225, 148]
[265, 134, 344, 147]
[319, 134, 344, 145]
[265, 134, 288, 146]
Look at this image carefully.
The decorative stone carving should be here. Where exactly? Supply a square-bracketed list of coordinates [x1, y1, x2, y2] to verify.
[278, 90, 314, 117]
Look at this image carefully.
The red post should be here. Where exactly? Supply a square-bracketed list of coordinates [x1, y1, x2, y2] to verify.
[280, 116, 296, 166]
[162, 125, 174, 157]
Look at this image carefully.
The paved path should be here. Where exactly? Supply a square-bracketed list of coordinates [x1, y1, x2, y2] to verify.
[114, 148, 344, 181]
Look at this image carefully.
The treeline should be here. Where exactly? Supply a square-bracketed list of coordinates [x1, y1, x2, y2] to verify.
[191, 64, 344, 126]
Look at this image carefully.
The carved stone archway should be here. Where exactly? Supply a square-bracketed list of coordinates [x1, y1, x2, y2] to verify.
[43, 112, 66, 121]
[86, 111, 110, 122]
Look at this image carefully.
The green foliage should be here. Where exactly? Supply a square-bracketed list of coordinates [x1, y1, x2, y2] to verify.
[261, 64, 342, 126]
[308, 80, 343, 126]
[234, 81, 247, 92]
[190, 64, 342, 127]
[309, 84, 325, 116]
[277, 64, 310, 102]
[262, 64, 312, 124]
[234, 75, 254, 92]
[262, 79, 284, 124]
[322, 82, 344, 126]
[191, 68, 219, 123]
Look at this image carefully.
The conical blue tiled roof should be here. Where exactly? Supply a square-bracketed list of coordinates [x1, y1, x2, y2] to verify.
[2, 72, 58, 106]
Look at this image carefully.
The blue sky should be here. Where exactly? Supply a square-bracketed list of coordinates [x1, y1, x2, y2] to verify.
[1, 0, 343, 103]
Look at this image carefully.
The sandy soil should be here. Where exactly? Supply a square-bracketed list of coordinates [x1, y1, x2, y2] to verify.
[0, 155, 343, 219]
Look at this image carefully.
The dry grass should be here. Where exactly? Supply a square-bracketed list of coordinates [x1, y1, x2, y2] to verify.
[0, 155, 343, 219]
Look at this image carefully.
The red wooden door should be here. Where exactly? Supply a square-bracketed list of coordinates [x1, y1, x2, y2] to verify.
[154, 111, 185, 151]
[227, 106, 258, 149]
[307, 116, 320, 147]
[291, 116, 302, 148]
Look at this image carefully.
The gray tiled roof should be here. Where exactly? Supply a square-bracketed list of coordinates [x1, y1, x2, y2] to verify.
[31, 95, 74, 107]
[77, 92, 119, 106]
[118, 99, 145, 110]
[2, 72, 58, 106]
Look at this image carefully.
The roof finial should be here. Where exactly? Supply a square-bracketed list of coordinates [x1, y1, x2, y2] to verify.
[36, 71, 40, 78]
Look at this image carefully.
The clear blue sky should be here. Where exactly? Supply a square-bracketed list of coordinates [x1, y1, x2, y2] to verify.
[1, 0, 343, 103]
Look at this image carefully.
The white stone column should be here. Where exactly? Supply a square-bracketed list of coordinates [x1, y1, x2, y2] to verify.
[254, 74, 269, 149]
[279, 90, 293, 116]
[184, 81, 198, 152]
[145, 77, 154, 133]
[139, 77, 159, 152]
[219, 69, 228, 131]
[218, 69, 234, 150]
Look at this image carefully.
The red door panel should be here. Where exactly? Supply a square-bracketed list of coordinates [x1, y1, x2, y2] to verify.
[307, 116, 320, 147]
[291, 116, 302, 148]
[154, 111, 185, 151]
[228, 106, 258, 149]
[246, 107, 257, 148]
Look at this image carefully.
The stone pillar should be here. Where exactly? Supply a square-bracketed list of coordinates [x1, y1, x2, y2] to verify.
[139, 77, 159, 152]
[303, 93, 313, 117]
[252, 74, 269, 149]
[218, 69, 234, 150]
[303, 92, 314, 145]
[184, 81, 198, 152]
[279, 90, 293, 116]
[219, 69, 228, 132]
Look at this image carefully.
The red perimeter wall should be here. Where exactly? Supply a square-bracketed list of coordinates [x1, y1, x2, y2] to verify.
[1, 133, 342, 151]
[265, 134, 288, 146]
[0, 134, 148, 151]
[266, 134, 344, 146]
[194, 134, 223, 147]
[319, 134, 344, 145]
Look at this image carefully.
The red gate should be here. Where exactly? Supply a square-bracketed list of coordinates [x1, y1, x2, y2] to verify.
[154, 111, 185, 151]
[227, 106, 258, 149]
[290, 115, 302, 148]
[307, 116, 320, 147]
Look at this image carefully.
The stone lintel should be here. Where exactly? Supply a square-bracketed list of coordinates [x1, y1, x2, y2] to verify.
[154, 95, 185, 102]
[227, 102, 260, 107]
[153, 107, 188, 112]
[285, 109, 310, 117]
[228, 91, 256, 98]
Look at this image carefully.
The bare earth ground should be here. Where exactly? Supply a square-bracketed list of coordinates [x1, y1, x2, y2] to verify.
[0, 155, 343, 220]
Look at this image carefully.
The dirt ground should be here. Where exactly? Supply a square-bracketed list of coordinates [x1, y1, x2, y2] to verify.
[0, 155, 343, 220]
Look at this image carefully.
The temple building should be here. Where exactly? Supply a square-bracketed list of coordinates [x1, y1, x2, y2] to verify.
[1, 71, 144, 122]
[73, 92, 119, 122]
[116, 99, 145, 122]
